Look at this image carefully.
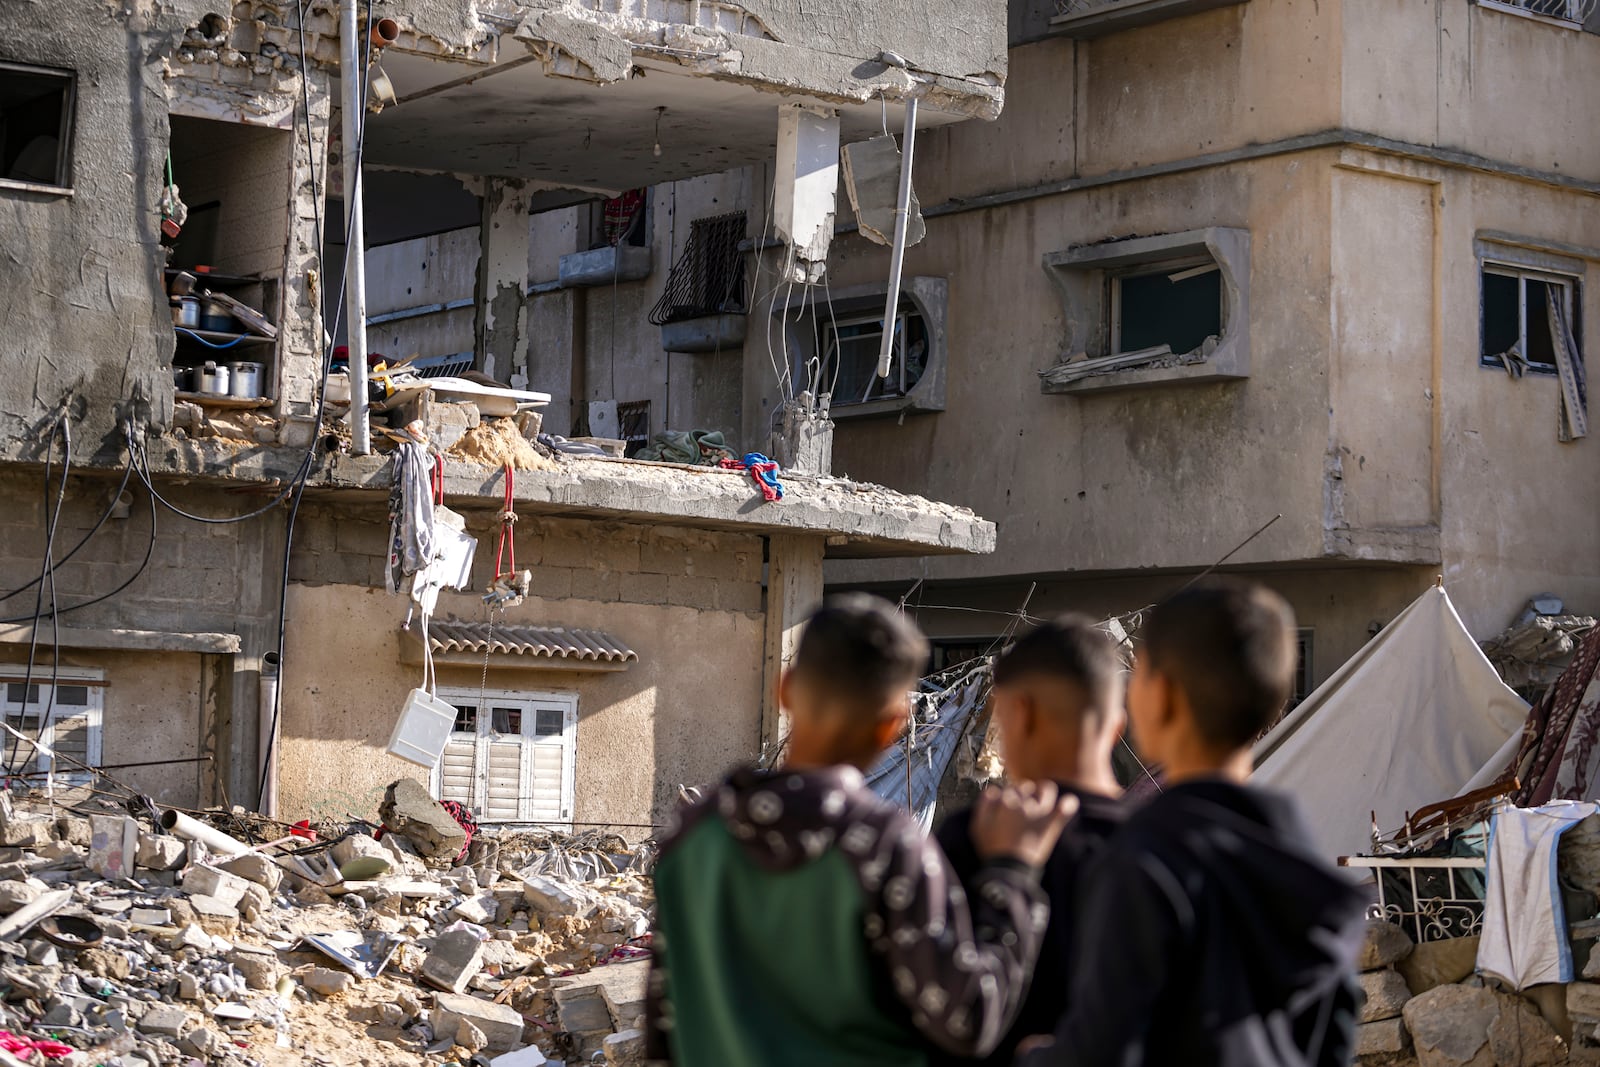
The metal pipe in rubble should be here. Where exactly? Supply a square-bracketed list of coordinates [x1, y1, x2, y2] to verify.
[160, 809, 250, 857]
[258, 651, 280, 819]
[341, 0, 372, 455]
[875, 96, 918, 380]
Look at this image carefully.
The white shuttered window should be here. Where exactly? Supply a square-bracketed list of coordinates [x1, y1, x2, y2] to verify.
[1, 670, 103, 786]
[431, 688, 576, 827]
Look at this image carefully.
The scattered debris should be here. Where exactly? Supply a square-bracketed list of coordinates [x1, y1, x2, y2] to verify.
[1481, 594, 1596, 696]
[0, 783, 656, 1067]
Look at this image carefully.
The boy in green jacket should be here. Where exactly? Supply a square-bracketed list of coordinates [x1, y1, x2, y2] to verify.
[646, 593, 1074, 1066]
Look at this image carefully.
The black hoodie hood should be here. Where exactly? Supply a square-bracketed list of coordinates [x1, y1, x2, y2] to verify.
[1130, 780, 1368, 1036]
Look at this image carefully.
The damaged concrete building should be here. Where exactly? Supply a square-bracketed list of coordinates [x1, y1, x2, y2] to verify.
[0, 0, 1004, 827]
[821, 0, 1600, 687]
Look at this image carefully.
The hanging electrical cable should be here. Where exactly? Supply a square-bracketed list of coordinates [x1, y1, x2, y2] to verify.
[0, 459, 132, 605]
[6, 415, 70, 778]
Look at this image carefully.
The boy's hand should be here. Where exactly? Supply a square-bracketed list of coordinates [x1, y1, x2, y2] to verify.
[970, 781, 1078, 867]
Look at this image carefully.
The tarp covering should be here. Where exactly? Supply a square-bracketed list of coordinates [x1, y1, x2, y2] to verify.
[1253, 585, 1529, 861]
[867, 672, 988, 832]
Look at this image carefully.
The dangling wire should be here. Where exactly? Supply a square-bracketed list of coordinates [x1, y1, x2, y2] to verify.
[494, 463, 517, 582]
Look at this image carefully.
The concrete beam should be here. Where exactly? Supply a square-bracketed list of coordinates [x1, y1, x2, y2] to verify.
[0, 625, 242, 655]
[129, 440, 996, 559]
[761, 534, 824, 754]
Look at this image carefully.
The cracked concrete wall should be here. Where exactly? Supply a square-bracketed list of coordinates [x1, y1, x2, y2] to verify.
[278, 502, 769, 830]
[0, 469, 284, 807]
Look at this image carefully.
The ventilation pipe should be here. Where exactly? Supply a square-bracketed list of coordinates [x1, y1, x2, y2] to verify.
[876, 97, 918, 380]
[342, 0, 371, 455]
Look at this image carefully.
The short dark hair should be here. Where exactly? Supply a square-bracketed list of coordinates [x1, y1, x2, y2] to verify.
[1142, 579, 1296, 748]
[994, 614, 1122, 720]
[791, 593, 928, 708]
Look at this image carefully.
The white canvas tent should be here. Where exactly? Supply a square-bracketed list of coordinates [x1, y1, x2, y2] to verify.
[1252, 585, 1529, 860]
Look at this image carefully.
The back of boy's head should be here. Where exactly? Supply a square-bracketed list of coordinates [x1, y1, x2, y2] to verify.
[1142, 579, 1296, 749]
[993, 614, 1122, 728]
[791, 593, 928, 713]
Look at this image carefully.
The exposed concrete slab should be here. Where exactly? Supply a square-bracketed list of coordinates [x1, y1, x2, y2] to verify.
[126, 441, 996, 559]
[0, 625, 241, 655]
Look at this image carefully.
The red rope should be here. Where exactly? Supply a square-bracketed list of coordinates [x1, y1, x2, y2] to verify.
[494, 463, 516, 580]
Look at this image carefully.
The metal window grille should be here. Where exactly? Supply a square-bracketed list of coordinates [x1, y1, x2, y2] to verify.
[410, 352, 475, 379]
[1487, 0, 1596, 22]
[1343, 856, 1488, 944]
[649, 212, 747, 326]
[617, 400, 650, 456]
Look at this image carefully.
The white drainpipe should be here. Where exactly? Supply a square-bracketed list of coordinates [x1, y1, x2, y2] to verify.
[876, 97, 918, 380]
[341, 0, 371, 455]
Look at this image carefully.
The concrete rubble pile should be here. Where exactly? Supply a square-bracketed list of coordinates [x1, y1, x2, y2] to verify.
[1352, 917, 1594, 1067]
[0, 783, 654, 1067]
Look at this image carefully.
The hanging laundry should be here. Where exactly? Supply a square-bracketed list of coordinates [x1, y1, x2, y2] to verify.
[719, 451, 784, 502]
[1478, 800, 1600, 989]
[604, 189, 647, 246]
[386, 438, 436, 595]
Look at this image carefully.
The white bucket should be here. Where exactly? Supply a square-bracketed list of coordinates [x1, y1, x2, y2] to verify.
[227, 361, 264, 399]
[386, 687, 458, 769]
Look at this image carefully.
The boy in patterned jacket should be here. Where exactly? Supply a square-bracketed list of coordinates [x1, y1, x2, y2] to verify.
[645, 593, 1075, 1066]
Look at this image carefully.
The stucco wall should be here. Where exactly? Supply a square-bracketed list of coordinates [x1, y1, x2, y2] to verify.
[278, 509, 767, 832]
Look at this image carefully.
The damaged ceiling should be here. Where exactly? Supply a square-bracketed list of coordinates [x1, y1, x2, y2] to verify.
[356, 52, 962, 194]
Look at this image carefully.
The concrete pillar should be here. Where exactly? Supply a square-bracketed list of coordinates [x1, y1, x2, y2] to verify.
[773, 104, 840, 284]
[474, 178, 532, 382]
[198, 652, 235, 807]
[760, 534, 826, 756]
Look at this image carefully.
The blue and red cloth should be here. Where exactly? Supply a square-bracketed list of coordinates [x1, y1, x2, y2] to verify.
[719, 452, 783, 502]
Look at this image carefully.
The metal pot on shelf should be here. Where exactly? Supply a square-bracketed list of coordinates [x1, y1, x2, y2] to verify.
[171, 366, 192, 391]
[198, 361, 230, 396]
[227, 361, 264, 399]
[172, 297, 200, 328]
[199, 298, 236, 333]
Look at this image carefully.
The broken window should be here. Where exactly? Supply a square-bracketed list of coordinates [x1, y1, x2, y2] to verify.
[779, 276, 949, 418]
[1481, 265, 1578, 375]
[819, 301, 930, 406]
[1, 674, 101, 785]
[1042, 228, 1250, 394]
[435, 688, 575, 826]
[0, 61, 74, 192]
[649, 212, 747, 325]
[1110, 260, 1224, 358]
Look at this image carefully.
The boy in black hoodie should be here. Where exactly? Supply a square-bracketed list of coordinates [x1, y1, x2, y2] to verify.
[931, 615, 1128, 1067]
[646, 594, 1076, 1066]
[1016, 579, 1367, 1067]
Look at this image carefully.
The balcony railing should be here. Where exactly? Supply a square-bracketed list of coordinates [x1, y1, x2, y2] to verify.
[1478, 0, 1597, 24]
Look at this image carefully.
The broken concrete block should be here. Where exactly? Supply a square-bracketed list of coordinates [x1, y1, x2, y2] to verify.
[841, 133, 925, 248]
[452, 894, 495, 925]
[1360, 967, 1413, 1023]
[1399, 935, 1481, 995]
[1, 814, 53, 849]
[0, 879, 45, 914]
[136, 1004, 188, 1037]
[299, 967, 354, 997]
[330, 834, 392, 880]
[557, 989, 616, 1061]
[217, 851, 282, 892]
[1403, 983, 1495, 1067]
[136, 833, 187, 872]
[87, 815, 139, 878]
[455, 1018, 488, 1052]
[227, 947, 283, 991]
[604, 1028, 646, 1065]
[189, 894, 240, 921]
[130, 907, 172, 927]
[521, 873, 591, 917]
[1571, 980, 1600, 1020]
[379, 779, 467, 866]
[1354, 1016, 1410, 1056]
[1358, 920, 1414, 971]
[1487, 990, 1566, 1066]
[489, 1046, 548, 1067]
[432, 991, 527, 1053]
[181, 864, 249, 908]
[421, 928, 484, 994]
[54, 817, 91, 846]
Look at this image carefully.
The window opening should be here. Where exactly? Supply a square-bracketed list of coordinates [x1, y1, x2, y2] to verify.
[649, 212, 747, 325]
[1481, 265, 1579, 375]
[617, 400, 651, 458]
[0, 62, 74, 191]
[433, 689, 576, 824]
[1291, 630, 1314, 710]
[1, 678, 101, 784]
[820, 301, 929, 405]
[1109, 260, 1224, 358]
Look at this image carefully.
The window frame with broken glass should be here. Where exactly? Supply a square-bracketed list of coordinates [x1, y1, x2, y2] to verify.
[1480, 262, 1581, 377]
[1, 674, 101, 785]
